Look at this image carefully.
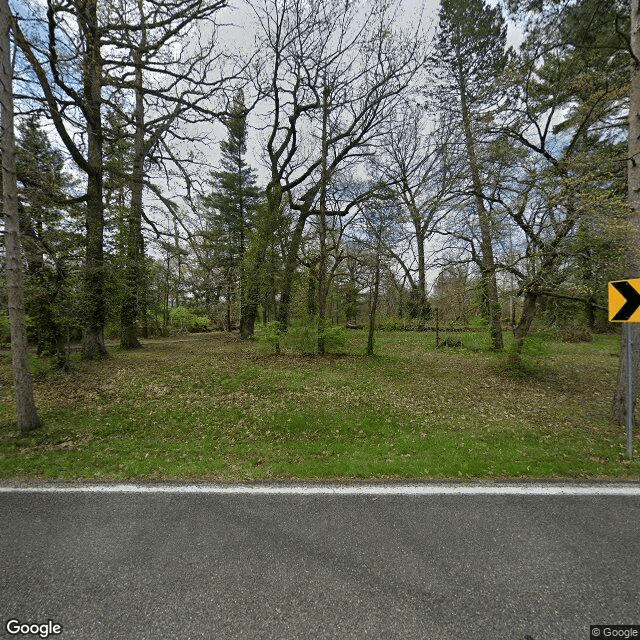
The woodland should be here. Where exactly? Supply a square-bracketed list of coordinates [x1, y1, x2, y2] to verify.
[0, 0, 638, 461]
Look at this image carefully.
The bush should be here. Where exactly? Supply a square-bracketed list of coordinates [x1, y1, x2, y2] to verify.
[377, 316, 418, 331]
[169, 307, 210, 332]
[0, 315, 37, 345]
[169, 306, 194, 331]
[468, 316, 488, 329]
[256, 321, 282, 353]
[286, 319, 318, 355]
[559, 326, 593, 343]
[500, 335, 550, 378]
[321, 323, 347, 354]
[256, 318, 349, 355]
[188, 315, 210, 333]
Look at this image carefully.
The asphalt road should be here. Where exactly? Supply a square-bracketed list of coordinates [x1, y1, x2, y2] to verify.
[1, 487, 639, 640]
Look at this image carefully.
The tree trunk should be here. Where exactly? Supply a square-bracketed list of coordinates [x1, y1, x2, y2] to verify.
[121, 28, 145, 349]
[307, 266, 317, 317]
[226, 278, 232, 331]
[317, 83, 330, 355]
[613, 0, 640, 427]
[139, 234, 149, 338]
[240, 282, 258, 338]
[173, 219, 181, 308]
[81, 0, 107, 359]
[1, 1, 40, 432]
[278, 211, 308, 332]
[367, 249, 381, 356]
[459, 67, 503, 351]
[317, 209, 327, 355]
[415, 223, 428, 326]
[513, 290, 538, 355]
[241, 192, 279, 338]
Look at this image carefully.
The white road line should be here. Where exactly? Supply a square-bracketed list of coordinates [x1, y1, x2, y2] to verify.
[0, 483, 639, 495]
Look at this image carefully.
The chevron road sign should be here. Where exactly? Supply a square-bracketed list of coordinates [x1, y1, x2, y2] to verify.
[609, 278, 640, 322]
[608, 278, 639, 460]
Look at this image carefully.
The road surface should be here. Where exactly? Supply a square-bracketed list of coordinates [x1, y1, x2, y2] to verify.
[1, 483, 639, 639]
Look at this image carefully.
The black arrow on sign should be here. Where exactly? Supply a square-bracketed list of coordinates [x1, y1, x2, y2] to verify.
[612, 280, 640, 321]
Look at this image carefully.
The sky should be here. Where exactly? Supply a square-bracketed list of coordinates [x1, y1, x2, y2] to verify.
[201, 0, 441, 183]
[201, 0, 523, 185]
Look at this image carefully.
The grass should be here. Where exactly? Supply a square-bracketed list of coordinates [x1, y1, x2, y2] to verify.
[0, 329, 638, 481]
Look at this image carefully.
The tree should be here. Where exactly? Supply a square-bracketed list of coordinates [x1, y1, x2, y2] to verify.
[434, 0, 510, 350]
[16, 116, 78, 367]
[373, 106, 461, 327]
[358, 199, 399, 356]
[203, 90, 260, 333]
[11, 0, 109, 359]
[11, 0, 232, 355]
[242, 0, 424, 340]
[103, 0, 230, 348]
[1, 0, 40, 432]
[501, 0, 629, 356]
[615, 0, 640, 427]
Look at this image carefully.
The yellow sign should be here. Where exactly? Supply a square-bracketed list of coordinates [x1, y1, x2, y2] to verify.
[609, 278, 640, 322]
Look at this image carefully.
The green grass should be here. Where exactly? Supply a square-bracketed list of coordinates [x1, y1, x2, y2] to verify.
[0, 329, 638, 481]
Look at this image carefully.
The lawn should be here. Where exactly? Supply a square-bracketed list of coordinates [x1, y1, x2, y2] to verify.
[0, 329, 638, 480]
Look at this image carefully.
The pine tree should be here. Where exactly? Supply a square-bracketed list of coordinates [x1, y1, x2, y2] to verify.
[16, 116, 77, 367]
[434, 0, 510, 350]
[204, 90, 260, 333]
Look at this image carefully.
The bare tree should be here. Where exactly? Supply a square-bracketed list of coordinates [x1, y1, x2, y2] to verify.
[11, 0, 234, 355]
[1, 0, 40, 432]
[241, 0, 425, 339]
[373, 106, 461, 326]
[102, 0, 231, 348]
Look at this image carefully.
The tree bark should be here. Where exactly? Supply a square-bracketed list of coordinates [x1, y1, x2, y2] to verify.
[458, 63, 503, 351]
[240, 192, 282, 339]
[513, 290, 538, 354]
[121, 20, 145, 349]
[81, 0, 107, 359]
[416, 225, 428, 326]
[278, 211, 308, 332]
[1, 0, 40, 432]
[613, 0, 640, 426]
[367, 245, 381, 356]
[317, 83, 330, 355]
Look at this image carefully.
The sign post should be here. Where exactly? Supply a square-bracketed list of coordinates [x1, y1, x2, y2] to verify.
[608, 278, 640, 459]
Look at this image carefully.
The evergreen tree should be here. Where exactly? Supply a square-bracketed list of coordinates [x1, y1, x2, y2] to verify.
[434, 0, 510, 350]
[203, 90, 260, 333]
[16, 116, 79, 367]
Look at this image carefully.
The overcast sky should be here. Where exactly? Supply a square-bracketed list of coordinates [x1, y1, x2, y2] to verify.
[199, 0, 522, 185]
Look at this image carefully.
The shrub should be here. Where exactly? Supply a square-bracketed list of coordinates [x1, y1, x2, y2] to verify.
[168, 307, 210, 332]
[285, 318, 318, 355]
[255, 321, 282, 354]
[500, 335, 550, 378]
[169, 306, 194, 331]
[560, 326, 593, 343]
[468, 316, 488, 329]
[321, 323, 347, 354]
[188, 315, 210, 333]
[377, 316, 417, 331]
[257, 319, 348, 355]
